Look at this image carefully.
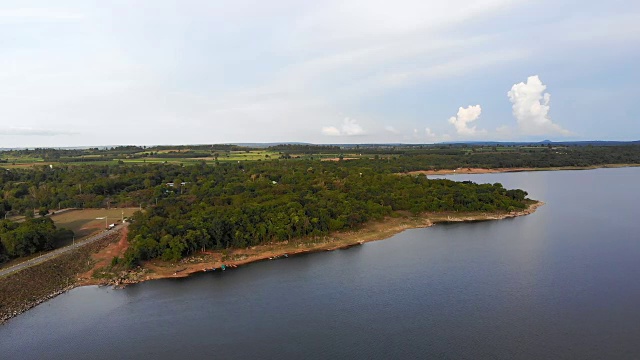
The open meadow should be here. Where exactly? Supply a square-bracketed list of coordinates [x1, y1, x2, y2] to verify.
[50, 208, 140, 240]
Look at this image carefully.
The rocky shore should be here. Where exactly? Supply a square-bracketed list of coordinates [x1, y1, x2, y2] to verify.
[0, 231, 121, 325]
[0, 285, 75, 324]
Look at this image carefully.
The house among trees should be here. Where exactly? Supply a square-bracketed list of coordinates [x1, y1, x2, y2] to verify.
[166, 182, 188, 187]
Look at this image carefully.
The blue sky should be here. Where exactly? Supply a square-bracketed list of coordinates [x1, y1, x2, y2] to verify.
[0, 0, 639, 146]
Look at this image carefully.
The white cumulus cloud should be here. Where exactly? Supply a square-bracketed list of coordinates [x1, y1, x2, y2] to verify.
[507, 75, 571, 136]
[448, 105, 485, 135]
[321, 117, 365, 136]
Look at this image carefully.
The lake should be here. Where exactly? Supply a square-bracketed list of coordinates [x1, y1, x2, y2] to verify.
[1, 168, 639, 359]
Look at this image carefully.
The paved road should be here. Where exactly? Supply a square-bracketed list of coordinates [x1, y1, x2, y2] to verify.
[0, 223, 128, 278]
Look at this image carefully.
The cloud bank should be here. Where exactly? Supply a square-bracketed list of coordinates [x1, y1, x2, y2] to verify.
[0, 1, 633, 146]
[507, 75, 571, 136]
[384, 125, 400, 134]
[321, 118, 365, 136]
[0, 127, 74, 136]
[0, 8, 85, 22]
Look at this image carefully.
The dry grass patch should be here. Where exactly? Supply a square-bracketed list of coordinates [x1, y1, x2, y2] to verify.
[51, 208, 139, 240]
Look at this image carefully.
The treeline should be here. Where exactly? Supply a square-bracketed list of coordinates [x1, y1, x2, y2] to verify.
[1, 145, 639, 218]
[148, 144, 249, 152]
[0, 218, 73, 263]
[121, 161, 530, 266]
[3, 144, 639, 168]
[268, 144, 342, 153]
[148, 151, 211, 159]
[346, 145, 640, 172]
[4, 163, 211, 217]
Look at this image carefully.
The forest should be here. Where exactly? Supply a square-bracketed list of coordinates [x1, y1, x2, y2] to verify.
[0, 159, 531, 266]
[0, 143, 638, 266]
[0, 218, 72, 263]
[122, 164, 529, 267]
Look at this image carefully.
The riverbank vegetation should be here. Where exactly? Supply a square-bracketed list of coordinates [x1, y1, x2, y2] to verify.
[0, 143, 637, 267]
[122, 163, 531, 266]
[115, 202, 543, 285]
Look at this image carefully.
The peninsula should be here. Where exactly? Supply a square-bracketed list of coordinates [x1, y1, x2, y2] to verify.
[1, 200, 542, 324]
[2, 141, 638, 323]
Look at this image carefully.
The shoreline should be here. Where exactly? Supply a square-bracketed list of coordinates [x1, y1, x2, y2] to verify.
[94, 201, 544, 287]
[1, 201, 543, 325]
[401, 164, 640, 176]
[0, 231, 122, 325]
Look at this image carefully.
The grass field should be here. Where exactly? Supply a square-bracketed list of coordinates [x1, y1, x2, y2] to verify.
[50, 208, 140, 240]
[0, 149, 286, 168]
[0, 148, 374, 167]
[0, 145, 563, 168]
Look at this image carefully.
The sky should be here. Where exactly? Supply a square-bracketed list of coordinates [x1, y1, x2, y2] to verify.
[1, 0, 639, 147]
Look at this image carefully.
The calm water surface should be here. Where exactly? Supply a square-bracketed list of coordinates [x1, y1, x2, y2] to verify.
[1, 168, 639, 359]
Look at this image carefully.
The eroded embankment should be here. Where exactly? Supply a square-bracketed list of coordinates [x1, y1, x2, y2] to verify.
[0, 231, 121, 324]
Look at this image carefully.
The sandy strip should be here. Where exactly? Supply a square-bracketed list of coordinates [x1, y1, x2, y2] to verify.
[402, 164, 640, 176]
